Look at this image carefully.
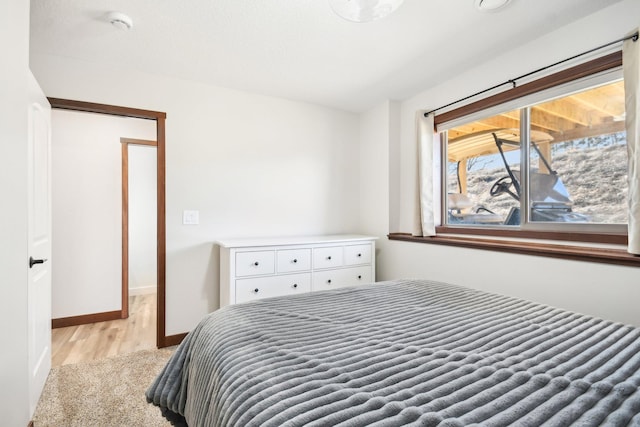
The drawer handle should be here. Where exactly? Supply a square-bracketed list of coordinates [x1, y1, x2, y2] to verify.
[357, 253, 362, 257]
[358, 275, 362, 279]
[327, 256, 332, 260]
[254, 288, 259, 293]
[327, 279, 332, 284]
[254, 261, 259, 266]
[293, 259, 298, 263]
[293, 283, 298, 288]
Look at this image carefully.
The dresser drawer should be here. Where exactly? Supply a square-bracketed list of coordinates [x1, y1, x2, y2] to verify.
[235, 273, 311, 304]
[219, 235, 376, 307]
[235, 251, 275, 277]
[313, 246, 343, 269]
[312, 266, 371, 292]
[277, 248, 311, 273]
[344, 244, 372, 266]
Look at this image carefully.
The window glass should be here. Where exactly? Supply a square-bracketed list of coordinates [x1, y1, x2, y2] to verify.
[446, 109, 522, 226]
[444, 79, 627, 229]
[528, 80, 627, 224]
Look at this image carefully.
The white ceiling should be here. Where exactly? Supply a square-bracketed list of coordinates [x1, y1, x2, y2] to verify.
[29, 0, 620, 112]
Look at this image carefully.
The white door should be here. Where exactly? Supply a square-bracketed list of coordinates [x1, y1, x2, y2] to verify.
[27, 72, 52, 416]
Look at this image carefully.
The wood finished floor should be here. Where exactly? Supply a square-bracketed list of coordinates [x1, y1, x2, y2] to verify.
[51, 293, 157, 367]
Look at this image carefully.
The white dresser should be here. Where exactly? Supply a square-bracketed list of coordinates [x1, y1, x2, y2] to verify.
[217, 235, 377, 306]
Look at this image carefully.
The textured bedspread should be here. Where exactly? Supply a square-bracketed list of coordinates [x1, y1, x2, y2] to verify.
[146, 279, 640, 426]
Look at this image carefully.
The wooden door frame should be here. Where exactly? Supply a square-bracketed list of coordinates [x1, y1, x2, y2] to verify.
[48, 98, 173, 348]
[120, 138, 157, 319]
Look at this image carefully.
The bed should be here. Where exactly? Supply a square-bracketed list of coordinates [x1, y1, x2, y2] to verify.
[146, 279, 640, 426]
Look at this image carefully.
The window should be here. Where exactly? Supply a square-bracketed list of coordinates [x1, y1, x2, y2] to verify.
[440, 74, 627, 237]
[388, 52, 639, 266]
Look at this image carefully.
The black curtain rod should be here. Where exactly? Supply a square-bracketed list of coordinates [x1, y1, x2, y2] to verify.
[424, 31, 639, 118]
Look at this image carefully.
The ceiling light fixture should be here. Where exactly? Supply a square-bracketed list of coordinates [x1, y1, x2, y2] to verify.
[474, 0, 512, 12]
[329, 0, 405, 23]
[107, 11, 133, 30]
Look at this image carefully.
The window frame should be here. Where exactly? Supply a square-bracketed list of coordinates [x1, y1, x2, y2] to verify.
[388, 51, 638, 267]
[434, 51, 627, 246]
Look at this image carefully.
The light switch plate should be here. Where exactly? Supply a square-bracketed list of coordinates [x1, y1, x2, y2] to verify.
[183, 210, 199, 225]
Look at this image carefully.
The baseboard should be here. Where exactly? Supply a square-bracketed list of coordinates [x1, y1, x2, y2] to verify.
[161, 332, 188, 348]
[52, 310, 123, 329]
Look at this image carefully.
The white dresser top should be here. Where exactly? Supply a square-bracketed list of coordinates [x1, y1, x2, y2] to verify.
[216, 234, 378, 249]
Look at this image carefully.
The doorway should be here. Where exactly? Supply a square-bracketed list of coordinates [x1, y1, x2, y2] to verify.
[121, 139, 157, 322]
[48, 98, 170, 348]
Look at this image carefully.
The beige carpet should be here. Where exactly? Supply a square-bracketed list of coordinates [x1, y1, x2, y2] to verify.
[33, 348, 175, 427]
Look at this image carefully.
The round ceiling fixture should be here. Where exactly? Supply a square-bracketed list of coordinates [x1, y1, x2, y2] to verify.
[329, 0, 405, 23]
[474, 0, 512, 12]
[107, 11, 133, 30]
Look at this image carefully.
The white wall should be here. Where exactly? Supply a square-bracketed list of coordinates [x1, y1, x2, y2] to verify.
[366, 0, 640, 328]
[32, 1, 640, 338]
[0, 0, 31, 424]
[31, 55, 361, 334]
[357, 100, 400, 274]
[129, 145, 158, 295]
[382, 241, 640, 327]
[51, 110, 156, 318]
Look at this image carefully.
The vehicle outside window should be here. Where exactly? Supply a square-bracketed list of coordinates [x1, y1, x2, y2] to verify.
[443, 79, 627, 230]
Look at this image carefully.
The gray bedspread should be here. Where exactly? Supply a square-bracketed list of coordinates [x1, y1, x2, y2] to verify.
[146, 279, 640, 426]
